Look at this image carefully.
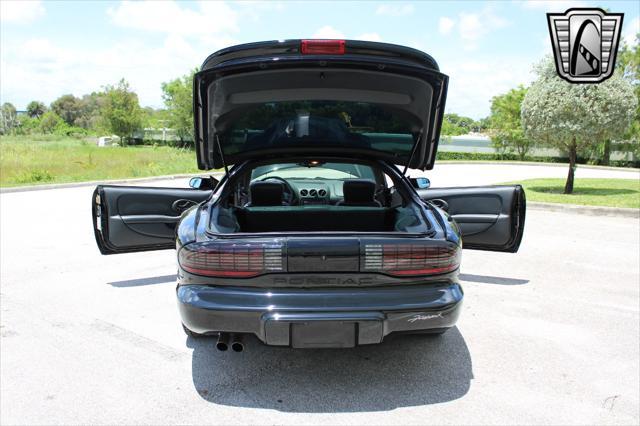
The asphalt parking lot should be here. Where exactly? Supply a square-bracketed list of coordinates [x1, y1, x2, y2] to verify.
[1, 164, 639, 425]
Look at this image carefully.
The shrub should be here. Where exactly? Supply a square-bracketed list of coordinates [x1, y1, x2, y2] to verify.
[38, 111, 65, 134]
[15, 116, 40, 135]
[15, 169, 53, 184]
[53, 121, 88, 137]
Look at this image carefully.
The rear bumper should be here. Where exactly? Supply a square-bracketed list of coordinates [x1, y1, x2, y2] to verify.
[177, 282, 463, 347]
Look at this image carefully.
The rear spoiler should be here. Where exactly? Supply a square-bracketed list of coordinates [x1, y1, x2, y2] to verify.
[200, 39, 440, 72]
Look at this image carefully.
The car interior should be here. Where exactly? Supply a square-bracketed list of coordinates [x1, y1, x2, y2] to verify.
[211, 160, 429, 234]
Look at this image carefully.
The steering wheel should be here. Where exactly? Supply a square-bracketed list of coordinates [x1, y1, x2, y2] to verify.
[260, 176, 298, 205]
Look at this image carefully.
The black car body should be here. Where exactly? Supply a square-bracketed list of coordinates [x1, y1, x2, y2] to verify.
[92, 40, 525, 349]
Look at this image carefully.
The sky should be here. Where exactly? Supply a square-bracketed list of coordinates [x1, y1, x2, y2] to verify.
[1, 0, 638, 119]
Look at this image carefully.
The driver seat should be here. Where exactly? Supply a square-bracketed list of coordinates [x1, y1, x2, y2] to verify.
[247, 181, 284, 206]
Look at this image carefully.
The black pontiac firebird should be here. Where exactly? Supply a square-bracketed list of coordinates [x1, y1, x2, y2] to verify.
[92, 40, 525, 351]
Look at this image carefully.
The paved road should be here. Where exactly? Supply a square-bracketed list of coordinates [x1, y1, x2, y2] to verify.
[1, 164, 639, 425]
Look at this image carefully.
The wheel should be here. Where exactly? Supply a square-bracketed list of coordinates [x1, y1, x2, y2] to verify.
[182, 324, 210, 338]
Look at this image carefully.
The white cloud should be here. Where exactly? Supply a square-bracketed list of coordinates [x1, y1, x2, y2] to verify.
[312, 25, 346, 39]
[521, 0, 585, 11]
[623, 16, 639, 47]
[107, 1, 238, 36]
[375, 4, 414, 17]
[357, 32, 382, 42]
[0, 0, 45, 23]
[0, 1, 276, 109]
[235, 1, 284, 11]
[458, 7, 509, 50]
[459, 13, 483, 42]
[234, 1, 285, 22]
[438, 17, 455, 35]
[0, 32, 239, 109]
[442, 56, 536, 119]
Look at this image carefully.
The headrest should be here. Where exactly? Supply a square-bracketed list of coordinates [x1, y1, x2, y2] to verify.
[342, 179, 379, 206]
[249, 181, 284, 206]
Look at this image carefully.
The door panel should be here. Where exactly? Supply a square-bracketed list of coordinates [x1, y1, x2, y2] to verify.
[93, 185, 210, 254]
[418, 185, 526, 252]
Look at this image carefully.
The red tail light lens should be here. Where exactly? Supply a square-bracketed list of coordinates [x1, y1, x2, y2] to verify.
[301, 39, 346, 55]
[179, 241, 284, 278]
[362, 243, 460, 276]
[180, 239, 457, 279]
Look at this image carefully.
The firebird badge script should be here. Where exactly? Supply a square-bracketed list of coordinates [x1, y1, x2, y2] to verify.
[547, 8, 624, 83]
[407, 313, 443, 323]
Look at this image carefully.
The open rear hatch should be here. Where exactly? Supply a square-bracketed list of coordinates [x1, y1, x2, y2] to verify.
[194, 39, 448, 170]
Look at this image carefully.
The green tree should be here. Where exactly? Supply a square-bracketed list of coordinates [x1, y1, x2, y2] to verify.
[101, 79, 143, 145]
[612, 33, 640, 163]
[441, 113, 477, 135]
[489, 86, 530, 160]
[76, 92, 107, 131]
[26, 101, 47, 118]
[38, 111, 65, 134]
[0, 102, 18, 134]
[441, 119, 464, 136]
[161, 69, 197, 146]
[142, 107, 170, 131]
[476, 116, 491, 132]
[521, 57, 636, 194]
[51, 94, 82, 126]
[617, 32, 639, 86]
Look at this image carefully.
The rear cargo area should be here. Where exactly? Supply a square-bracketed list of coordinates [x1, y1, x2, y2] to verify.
[218, 205, 426, 233]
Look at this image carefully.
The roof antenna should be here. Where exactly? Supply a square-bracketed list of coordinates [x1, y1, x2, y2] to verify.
[215, 134, 229, 176]
[402, 130, 423, 176]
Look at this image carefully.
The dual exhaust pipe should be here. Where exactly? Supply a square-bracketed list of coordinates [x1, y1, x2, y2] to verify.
[216, 333, 244, 352]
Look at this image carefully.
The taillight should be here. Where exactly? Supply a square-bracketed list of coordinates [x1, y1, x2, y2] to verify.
[362, 243, 460, 276]
[301, 39, 346, 55]
[179, 240, 284, 278]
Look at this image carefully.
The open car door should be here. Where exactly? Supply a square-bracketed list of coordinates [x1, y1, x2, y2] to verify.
[418, 185, 526, 252]
[92, 185, 210, 255]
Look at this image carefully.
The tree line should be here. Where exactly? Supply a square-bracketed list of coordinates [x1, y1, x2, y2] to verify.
[0, 71, 197, 147]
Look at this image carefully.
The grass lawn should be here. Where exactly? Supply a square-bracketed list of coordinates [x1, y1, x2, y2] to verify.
[506, 178, 640, 209]
[0, 135, 200, 187]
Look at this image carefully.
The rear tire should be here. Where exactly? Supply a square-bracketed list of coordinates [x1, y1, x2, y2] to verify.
[182, 324, 210, 338]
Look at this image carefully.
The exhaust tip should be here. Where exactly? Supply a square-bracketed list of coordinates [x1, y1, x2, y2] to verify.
[216, 333, 229, 351]
[230, 333, 244, 352]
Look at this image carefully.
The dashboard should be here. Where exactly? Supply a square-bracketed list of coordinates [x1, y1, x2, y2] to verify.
[288, 179, 344, 205]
